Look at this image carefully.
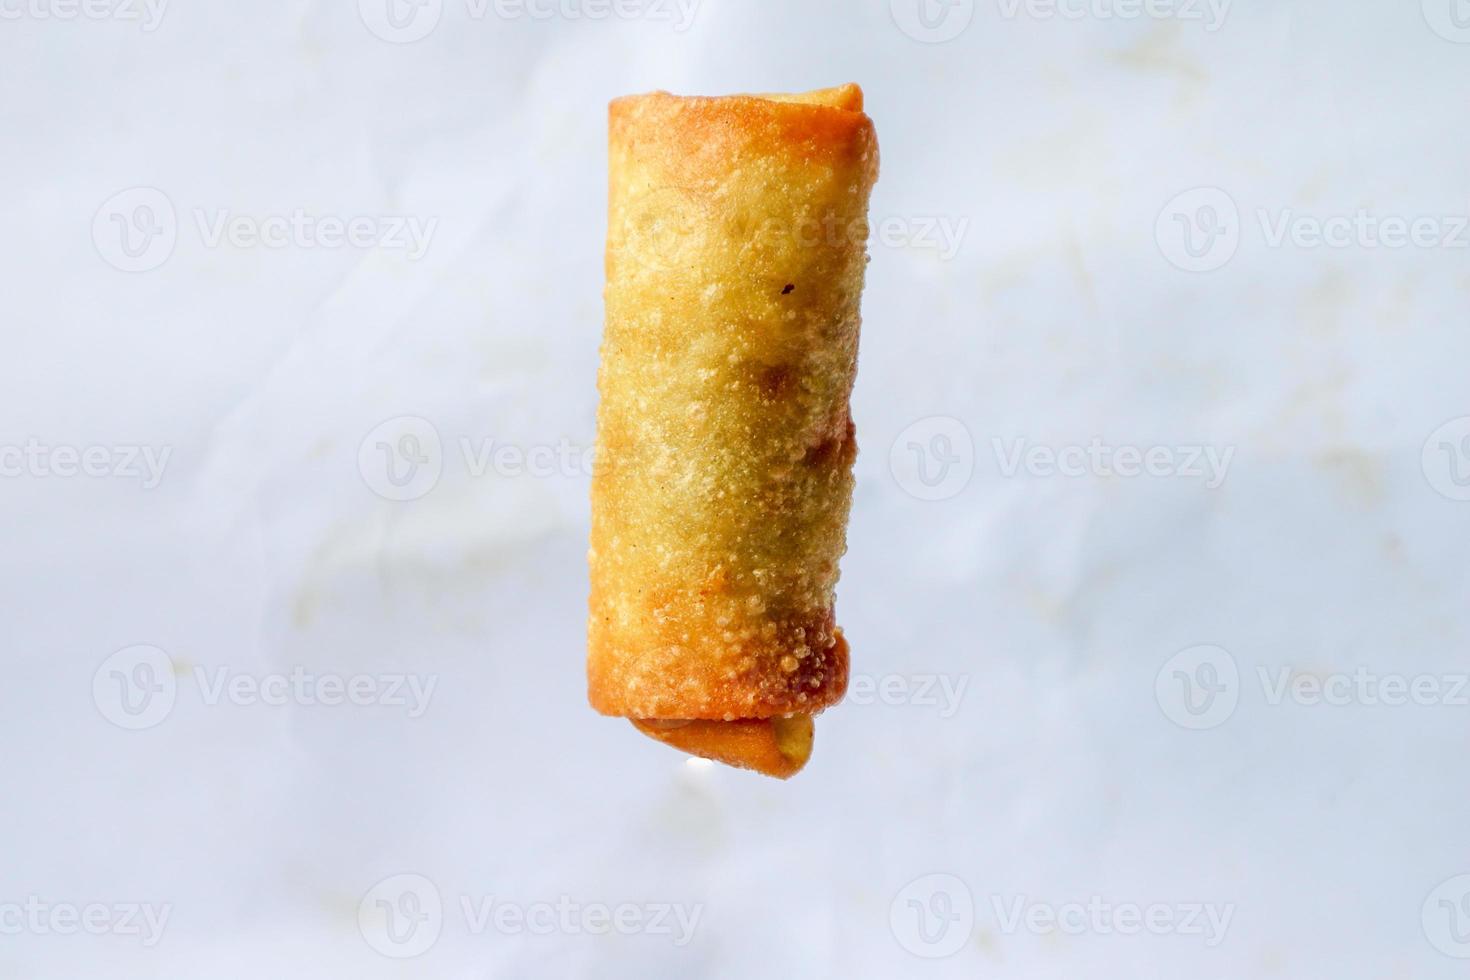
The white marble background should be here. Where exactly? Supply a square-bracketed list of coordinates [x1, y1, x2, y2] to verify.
[4, 0, 1470, 976]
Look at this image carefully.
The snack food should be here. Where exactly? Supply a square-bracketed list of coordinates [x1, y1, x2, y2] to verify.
[588, 84, 879, 778]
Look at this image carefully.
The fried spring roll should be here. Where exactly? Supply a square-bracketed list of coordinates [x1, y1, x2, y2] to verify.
[588, 84, 879, 778]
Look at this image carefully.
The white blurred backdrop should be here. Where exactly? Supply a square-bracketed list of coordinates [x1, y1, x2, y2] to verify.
[4, 0, 1470, 976]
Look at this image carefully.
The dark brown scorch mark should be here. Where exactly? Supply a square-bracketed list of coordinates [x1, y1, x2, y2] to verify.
[759, 364, 794, 398]
[802, 416, 856, 468]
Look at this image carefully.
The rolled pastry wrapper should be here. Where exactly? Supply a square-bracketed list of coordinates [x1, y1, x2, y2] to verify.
[588, 83, 878, 778]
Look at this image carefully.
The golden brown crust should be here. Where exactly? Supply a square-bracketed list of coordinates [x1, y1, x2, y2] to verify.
[588, 85, 878, 772]
[631, 714, 815, 780]
[752, 84, 864, 111]
[604, 85, 874, 194]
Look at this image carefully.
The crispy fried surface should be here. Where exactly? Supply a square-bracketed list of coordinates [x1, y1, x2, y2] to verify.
[588, 85, 878, 772]
[631, 715, 815, 780]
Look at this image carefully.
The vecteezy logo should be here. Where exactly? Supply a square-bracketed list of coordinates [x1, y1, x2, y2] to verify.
[1155, 644, 1239, 730]
[1422, 417, 1470, 501]
[618, 186, 700, 275]
[1156, 187, 1240, 272]
[1423, 874, 1470, 957]
[358, 0, 443, 43]
[890, 0, 975, 42]
[890, 416, 974, 502]
[93, 645, 177, 730]
[359, 416, 443, 501]
[358, 873, 443, 958]
[1423, 0, 1470, 42]
[890, 873, 974, 958]
[92, 188, 177, 272]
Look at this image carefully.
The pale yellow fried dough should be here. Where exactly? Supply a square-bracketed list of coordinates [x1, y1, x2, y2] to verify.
[588, 84, 878, 777]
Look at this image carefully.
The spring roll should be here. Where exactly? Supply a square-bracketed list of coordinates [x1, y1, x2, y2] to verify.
[588, 84, 879, 778]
